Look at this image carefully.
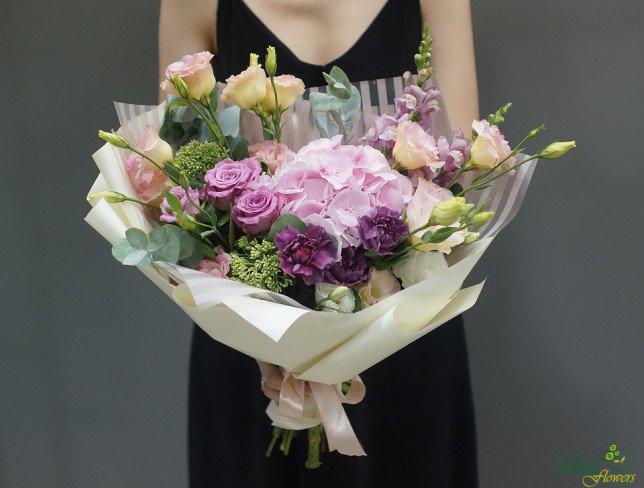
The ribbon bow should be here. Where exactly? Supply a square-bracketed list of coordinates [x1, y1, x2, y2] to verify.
[277, 373, 367, 456]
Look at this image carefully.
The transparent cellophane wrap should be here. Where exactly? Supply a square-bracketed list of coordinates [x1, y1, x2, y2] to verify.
[86, 76, 536, 437]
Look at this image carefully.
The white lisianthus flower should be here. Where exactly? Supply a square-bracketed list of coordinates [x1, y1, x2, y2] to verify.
[315, 283, 355, 313]
[392, 250, 448, 289]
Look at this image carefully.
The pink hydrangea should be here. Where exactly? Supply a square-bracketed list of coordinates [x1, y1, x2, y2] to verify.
[273, 137, 412, 246]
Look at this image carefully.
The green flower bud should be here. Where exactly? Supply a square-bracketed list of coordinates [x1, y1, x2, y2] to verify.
[98, 130, 130, 149]
[179, 171, 191, 190]
[431, 197, 467, 226]
[176, 213, 198, 232]
[249, 52, 259, 67]
[539, 141, 576, 159]
[472, 211, 494, 227]
[463, 232, 480, 244]
[328, 286, 351, 304]
[527, 124, 546, 139]
[265, 46, 277, 76]
[88, 190, 128, 203]
[172, 74, 190, 99]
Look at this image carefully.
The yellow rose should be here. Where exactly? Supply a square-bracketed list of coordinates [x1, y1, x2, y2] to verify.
[262, 75, 305, 113]
[221, 65, 267, 110]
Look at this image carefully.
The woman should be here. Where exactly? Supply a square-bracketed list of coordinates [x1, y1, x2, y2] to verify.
[159, 1, 479, 486]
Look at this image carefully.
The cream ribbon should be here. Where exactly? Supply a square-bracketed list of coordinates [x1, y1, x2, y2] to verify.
[277, 374, 367, 456]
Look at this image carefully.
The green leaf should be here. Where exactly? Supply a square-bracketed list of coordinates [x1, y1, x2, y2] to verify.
[125, 228, 148, 250]
[208, 88, 219, 112]
[227, 134, 250, 159]
[267, 214, 307, 241]
[428, 227, 456, 244]
[148, 226, 181, 263]
[353, 289, 364, 312]
[374, 253, 408, 271]
[218, 214, 230, 227]
[167, 97, 188, 112]
[448, 183, 464, 195]
[164, 164, 182, 183]
[164, 191, 183, 214]
[421, 230, 434, 243]
[364, 250, 379, 259]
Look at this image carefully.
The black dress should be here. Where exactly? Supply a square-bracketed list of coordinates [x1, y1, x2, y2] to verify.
[189, 1, 479, 486]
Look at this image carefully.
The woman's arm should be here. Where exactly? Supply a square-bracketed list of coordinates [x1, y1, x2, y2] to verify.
[158, 0, 218, 102]
[420, 0, 479, 133]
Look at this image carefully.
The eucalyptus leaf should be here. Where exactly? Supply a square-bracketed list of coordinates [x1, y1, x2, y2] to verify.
[328, 66, 352, 91]
[148, 227, 181, 263]
[122, 250, 153, 266]
[309, 92, 345, 112]
[267, 215, 308, 241]
[161, 224, 196, 260]
[215, 105, 241, 137]
[315, 113, 339, 139]
[339, 86, 361, 122]
[125, 228, 148, 250]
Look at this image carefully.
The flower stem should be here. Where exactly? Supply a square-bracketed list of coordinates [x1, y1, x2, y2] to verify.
[305, 425, 323, 469]
[186, 99, 229, 152]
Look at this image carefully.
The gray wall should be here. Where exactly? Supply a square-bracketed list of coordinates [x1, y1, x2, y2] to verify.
[2, 1, 643, 487]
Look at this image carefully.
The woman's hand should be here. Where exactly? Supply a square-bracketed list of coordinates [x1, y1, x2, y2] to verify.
[257, 360, 284, 403]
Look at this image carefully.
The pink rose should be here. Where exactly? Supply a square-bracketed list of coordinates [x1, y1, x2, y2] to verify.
[261, 74, 305, 113]
[221, 65, 267, 110]
[392, 121, 442, 171]
[356, 268, 401, 306]
[134, 125, 173, 166]
[126, 154, 170, 204]
[160, 51, 216, 100]
[196, 246, 231, 278]
[248, 140, 295, 174]
[470, 119, 517, 171]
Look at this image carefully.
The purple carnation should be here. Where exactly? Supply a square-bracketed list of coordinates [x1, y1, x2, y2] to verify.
[160, 186, 201, 223]
[232, 187, 285, 236]
[323, 246, 370, 286]
[274, 225, 337, 285]
[203, 157, 261, 210]
[358, 207, 408, 256]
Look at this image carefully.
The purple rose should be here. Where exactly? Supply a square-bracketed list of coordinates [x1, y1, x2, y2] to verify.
[358, 207, 408, 256]
[203, 157, 261, 210]
[323, 246, 370, 286]
[274, 225, 337, 285]
[232, 187, 285, 236]
[160, 186, 201, 223]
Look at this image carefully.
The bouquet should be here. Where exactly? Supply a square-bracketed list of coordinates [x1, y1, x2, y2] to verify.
[86, 26, 574, 468]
